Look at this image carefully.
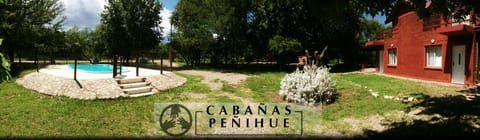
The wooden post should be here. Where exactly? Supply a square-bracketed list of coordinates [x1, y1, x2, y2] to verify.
[136, 56, 139, 76]
[113, 55, 117, 78]
[119, 56, 122, 75]
[35, 51, 39, 72]
[74, 59, 77, 80]
[169, 47, 172, 71]
[160, 55, 164, 74]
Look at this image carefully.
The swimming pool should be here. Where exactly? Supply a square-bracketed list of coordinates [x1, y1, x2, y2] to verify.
[68, 64, 129, 73]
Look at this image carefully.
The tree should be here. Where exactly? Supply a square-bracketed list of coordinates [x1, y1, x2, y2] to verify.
[0, 0, 64, 63]
[359, 18, 386, 43]
[87, 24, 108, 63]
[171, 0, 212, 66]
[268, 35, 301, 67]
[0, 0, 9, 82]
[101, 0, 163, 64]
[252, 0, 364, 66]
[170, 0, 479, 69]
[311, 0, 480, 24]
[172, 0, 254, 66]
[0, 36, 11, 83]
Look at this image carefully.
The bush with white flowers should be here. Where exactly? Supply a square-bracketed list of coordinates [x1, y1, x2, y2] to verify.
[279, 65, 336, 106]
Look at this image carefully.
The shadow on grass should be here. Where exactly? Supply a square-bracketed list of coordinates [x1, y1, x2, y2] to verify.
[142, 63, 362, 75]
[142, 63, 297, 74]
[10, 63, 47, 78]
[329, 64, 361, 73]
[363, 92, 480, 137]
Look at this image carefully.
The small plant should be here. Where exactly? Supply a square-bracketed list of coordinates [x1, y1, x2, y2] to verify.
[279, 65, 336, 106]
[0, 38, 12, 83]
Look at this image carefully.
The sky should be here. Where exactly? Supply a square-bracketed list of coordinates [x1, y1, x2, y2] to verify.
[60, 0, 179, 40]
[365, 14, 390, 26]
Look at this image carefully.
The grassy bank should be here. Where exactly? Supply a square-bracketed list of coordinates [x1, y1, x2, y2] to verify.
[0, 68, 463, 137]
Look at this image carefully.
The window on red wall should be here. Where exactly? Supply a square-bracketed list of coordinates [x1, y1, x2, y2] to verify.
[426, 46, 442, 67]
[388, 48, 397, 65]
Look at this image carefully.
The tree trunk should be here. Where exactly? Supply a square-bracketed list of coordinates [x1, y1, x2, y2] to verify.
[152, 55, 155, 64]
[8, 49, 14, 63]
[18, 54, 21, 64]
[160, 55, 163, 74]
[112, 55, 117, 78]
[50, 53, 55, 64]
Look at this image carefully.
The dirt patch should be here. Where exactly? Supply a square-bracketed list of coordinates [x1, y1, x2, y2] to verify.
[178, 70, 249, 90]
[270, 92, 284, 103]
[187, 93, 208, 99]
[218, 92, 251, 103]
[341, 114, 388, 134]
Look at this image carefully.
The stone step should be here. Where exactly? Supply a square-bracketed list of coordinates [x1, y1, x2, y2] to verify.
[128, 92, 155, 97]
[119, 82, 150, 89]
[123, 86, 152, 94]
[116, 77, 145, 84]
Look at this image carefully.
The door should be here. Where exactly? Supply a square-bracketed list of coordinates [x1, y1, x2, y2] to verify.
[452, 45, 465, 84]
[378, 50, 383, 73]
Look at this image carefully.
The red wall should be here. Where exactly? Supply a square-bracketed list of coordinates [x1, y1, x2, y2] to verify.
[379, 11, 476, 85]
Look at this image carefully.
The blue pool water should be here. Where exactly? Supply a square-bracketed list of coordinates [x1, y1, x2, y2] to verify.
[68, 64, 129, 73]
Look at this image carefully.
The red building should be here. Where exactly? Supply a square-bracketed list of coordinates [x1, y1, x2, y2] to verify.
[365, 2, 480, 85]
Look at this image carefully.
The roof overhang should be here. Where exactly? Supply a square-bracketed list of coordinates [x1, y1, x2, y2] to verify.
[437, 25, 475, 36]
[365, 40, 385, 48]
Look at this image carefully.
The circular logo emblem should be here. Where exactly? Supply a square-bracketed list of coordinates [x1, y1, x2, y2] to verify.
[159, 104, 192, 136]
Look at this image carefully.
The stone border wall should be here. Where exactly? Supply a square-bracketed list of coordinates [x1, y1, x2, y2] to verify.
[16, 72, 186, 100]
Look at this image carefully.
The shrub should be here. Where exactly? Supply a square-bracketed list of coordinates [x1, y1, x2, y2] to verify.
[0, 38, 12, 83]
[279, 65, 336, 106]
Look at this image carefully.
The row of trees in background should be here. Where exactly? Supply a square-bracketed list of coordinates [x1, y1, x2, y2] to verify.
[170, 0, 390, 67]
[101, 0, 163, 64]
[171, 0, 480, 68]
[0, 0, 64, 63]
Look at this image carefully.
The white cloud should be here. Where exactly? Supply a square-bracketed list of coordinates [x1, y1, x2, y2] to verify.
[159, 8, 173, 41]
[60, 0, 173, 41]
[60, 0, 106, 30]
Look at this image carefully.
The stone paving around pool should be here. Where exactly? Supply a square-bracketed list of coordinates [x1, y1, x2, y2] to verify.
[16, 72, 186, 100]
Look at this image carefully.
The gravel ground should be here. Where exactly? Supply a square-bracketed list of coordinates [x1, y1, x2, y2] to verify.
[177, 70, 249, 90]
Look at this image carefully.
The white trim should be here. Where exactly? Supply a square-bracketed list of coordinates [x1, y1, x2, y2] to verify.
[388, 48, 397, 65]
[426, 46, 442, 67]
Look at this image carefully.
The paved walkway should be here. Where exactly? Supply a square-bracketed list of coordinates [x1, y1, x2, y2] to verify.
[372, 73, 464, 88]
[337, 68, 465, 88]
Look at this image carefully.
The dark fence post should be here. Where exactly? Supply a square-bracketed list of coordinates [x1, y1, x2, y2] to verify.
[74, 59, 77, 80]
[113, 55, 117, 78]
[169, 47, 172, 71]
[160, 55, 163, 74]
[136, 56, 139, 76]
[119, 56, 122, 75]
[36, 54, 39, 72]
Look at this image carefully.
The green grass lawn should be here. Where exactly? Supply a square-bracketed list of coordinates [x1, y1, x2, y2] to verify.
[0, 68, 463, 137]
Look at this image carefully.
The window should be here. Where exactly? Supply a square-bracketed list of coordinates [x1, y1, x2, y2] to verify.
[426, 46, 442, 67]
[388, 49, 397, 65]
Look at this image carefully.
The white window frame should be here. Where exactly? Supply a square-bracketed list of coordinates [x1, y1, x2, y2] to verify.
[388, 48, 397, 65]
[426, 46, 442, 67]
